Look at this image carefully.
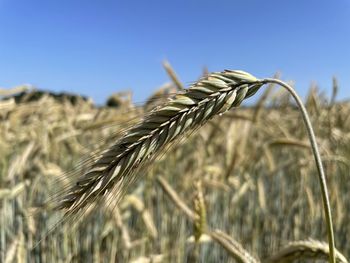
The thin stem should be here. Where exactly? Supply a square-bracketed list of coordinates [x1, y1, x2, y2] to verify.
[260, 78, 336, 263]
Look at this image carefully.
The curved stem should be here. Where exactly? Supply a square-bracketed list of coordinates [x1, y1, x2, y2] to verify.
[260, 78, 336, 263]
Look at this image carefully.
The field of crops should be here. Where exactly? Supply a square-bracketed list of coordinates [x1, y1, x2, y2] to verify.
[0, 78, 349, 262]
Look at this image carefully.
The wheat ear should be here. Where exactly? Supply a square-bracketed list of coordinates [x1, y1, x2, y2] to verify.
[263, 239, 348, 263]
[55, 70, 262, 215]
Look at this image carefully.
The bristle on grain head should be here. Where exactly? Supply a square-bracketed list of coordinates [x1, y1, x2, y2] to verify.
[55, 70, 263, 216]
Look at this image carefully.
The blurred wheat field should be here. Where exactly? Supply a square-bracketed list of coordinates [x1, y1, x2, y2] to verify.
[0, 79, 349, 262]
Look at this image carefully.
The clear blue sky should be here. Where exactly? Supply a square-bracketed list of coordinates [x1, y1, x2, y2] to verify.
[0, 0, 349, 104]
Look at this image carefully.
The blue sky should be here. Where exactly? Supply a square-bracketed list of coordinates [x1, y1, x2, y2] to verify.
[0, 0, 349, 104]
